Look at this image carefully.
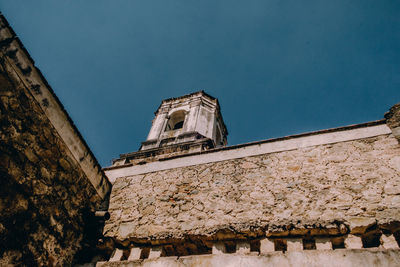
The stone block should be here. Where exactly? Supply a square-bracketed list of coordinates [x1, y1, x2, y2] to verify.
[260, 238, 275, 254]
[128, 247, 142, 260]
[212, 242, 226, 254]
[348, 217, 376, 234]
[235, 242, 250, 254]
[148, 246, 163, 259]
[345, 235, 363, 249]
[109, 248, 123, 262]
[380, 234, 399, 249]
[392, 127, 400, 139]
[287, 238, 303, 251]
[118, 222, 135, 239]
[315, 238, 332, 250]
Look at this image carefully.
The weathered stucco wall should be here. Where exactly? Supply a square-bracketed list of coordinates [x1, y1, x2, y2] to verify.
[0, 15, 111, 266]
[105, 133, 400, 241]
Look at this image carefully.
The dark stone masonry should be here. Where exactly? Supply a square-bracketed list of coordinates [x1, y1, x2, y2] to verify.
[0, 14, 111, 266]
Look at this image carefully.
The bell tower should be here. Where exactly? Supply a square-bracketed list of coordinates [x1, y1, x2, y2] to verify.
[112, 91, 228, 166]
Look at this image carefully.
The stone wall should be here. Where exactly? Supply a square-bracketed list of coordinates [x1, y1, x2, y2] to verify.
[105, 133, 400, 242]
[0, 15, 111, 266]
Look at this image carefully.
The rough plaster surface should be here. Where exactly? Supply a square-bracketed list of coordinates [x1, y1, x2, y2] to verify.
[105, 134, 400, 241]
[96, 249, 400, 267]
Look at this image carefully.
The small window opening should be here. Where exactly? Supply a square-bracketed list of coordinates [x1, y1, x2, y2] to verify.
[225, 242, 236, 253]
[165, 110, 186, 131]
[250, 240, 261, 252]
[303, 238, 316, 250]
[120, 249, 130, 260]
[173, 120, 184, 130]
[362, 231, 381, 248]
[331, 237, 345, 249]
[274, 239, 287, 251]
[140, 247, 150, 259]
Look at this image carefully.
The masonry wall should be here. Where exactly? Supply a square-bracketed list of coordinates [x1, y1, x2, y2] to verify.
[0, 15, 111, 266]
[105, 132, 400, 243]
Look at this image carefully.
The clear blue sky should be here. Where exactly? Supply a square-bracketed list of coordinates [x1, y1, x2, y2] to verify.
[1, 1, 400, 166]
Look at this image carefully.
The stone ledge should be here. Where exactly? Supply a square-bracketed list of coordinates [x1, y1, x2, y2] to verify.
[96, 249, 400, 267]
[99, 223, 400, 264]
[105, 122, 391, 181]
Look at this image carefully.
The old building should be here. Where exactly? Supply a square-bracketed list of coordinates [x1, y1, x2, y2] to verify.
[100, 92, 400, 266]
[1, 12, 400, 267]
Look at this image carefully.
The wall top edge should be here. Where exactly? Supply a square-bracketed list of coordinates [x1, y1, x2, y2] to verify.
[104, 121, 392, 181]
[104, 119, 386, 172]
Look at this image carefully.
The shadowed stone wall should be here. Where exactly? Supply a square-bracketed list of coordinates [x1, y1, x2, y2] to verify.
[0, 15, 111, 266]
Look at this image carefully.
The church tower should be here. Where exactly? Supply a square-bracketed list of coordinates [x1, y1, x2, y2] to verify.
[112, 91, 228, 166]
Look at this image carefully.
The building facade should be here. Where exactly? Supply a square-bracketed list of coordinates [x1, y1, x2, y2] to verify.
[99, 93, 400, 266]
[1, 13, 400, 267]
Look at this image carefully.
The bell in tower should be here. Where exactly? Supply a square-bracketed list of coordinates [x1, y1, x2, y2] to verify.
[112, 91, 228, 166]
